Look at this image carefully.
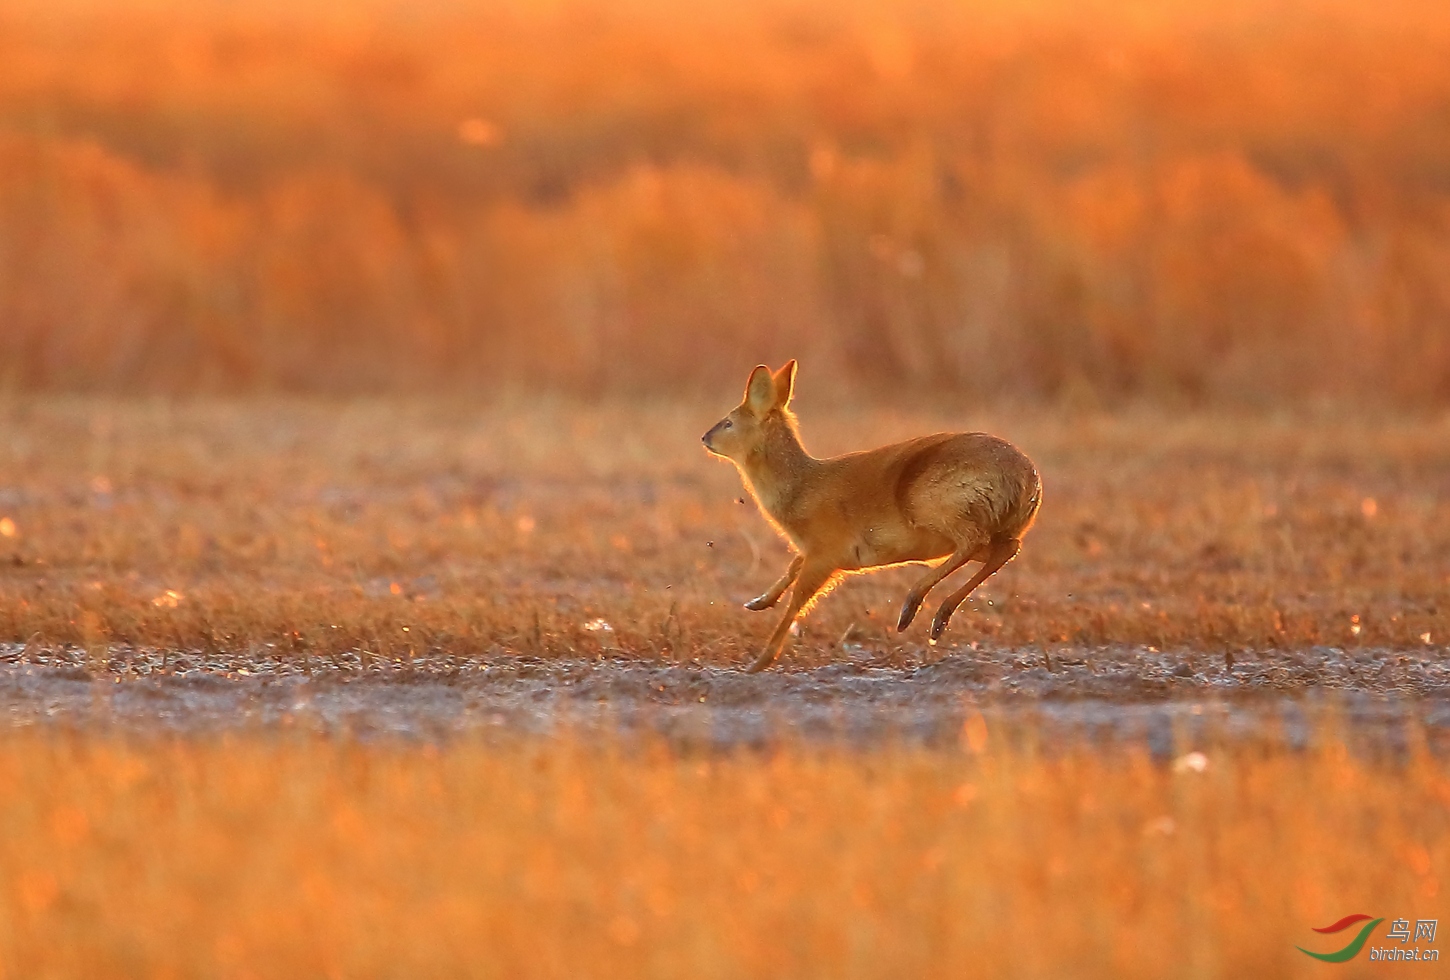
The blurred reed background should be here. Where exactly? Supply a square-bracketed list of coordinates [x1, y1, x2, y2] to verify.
[1, 0, 1448, 403]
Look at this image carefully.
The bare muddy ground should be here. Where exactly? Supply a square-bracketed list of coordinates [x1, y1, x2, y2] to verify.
[3, 642, 1448, 754]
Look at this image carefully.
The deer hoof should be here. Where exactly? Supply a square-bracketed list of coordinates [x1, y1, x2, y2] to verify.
[745, 650, 777, 673]
[897, 597, 922, 632]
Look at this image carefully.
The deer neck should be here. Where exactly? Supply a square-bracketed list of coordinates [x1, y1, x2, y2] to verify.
[741, 414, 816, 523]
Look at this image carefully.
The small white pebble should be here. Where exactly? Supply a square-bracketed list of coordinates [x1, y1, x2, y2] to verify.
[1173, 751, 1209, 773]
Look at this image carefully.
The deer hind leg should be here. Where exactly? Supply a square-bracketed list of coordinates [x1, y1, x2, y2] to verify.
[746, 560, 837, 673]
[897, 543, 988, 632]
[744, 555, 803, 611]
[929, 538, 1021, 641]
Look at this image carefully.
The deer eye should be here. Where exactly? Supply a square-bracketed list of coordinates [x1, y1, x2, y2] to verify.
[722, 419, 734, 429]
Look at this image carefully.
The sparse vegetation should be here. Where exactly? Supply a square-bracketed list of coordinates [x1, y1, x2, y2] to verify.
[0, 398, 1445, 665]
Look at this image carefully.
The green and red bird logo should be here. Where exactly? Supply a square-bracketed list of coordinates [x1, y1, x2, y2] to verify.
[1297, 914, 1384, 962]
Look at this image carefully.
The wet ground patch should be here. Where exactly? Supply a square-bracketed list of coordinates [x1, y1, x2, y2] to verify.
[3, 643, 1446, 754]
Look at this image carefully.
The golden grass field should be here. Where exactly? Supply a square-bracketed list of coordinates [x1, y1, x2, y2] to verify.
[0, 397, 1446, 974]
[1, 397, 1445, 664]
[3, 0, 1450, 972]
[2, 0, 1450, 402]
[0, 724, 1445, 978]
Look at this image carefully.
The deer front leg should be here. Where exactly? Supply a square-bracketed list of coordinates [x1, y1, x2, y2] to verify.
[744, 555, 803, 611]
[746, 560, 836, 673]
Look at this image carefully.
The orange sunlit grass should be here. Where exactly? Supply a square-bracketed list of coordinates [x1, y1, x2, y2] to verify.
[1, 1, 1448, 973]
[1, 725, 1446, 978]
[0, 398, 1447, 665]
[1, 0, 1448, 400]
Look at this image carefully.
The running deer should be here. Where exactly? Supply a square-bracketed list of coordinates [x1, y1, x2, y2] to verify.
[702, 361, 1041, 672]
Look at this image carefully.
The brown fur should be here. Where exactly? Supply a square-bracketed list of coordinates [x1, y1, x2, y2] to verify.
[703, 361, 1041, 672]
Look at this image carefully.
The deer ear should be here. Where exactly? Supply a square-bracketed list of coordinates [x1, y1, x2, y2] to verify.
[773, 360, 797, 407]
[745, 365, 776, 413]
